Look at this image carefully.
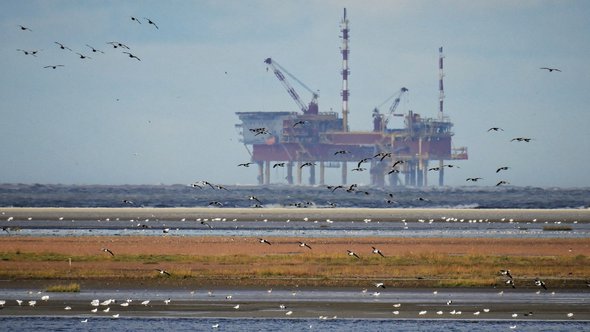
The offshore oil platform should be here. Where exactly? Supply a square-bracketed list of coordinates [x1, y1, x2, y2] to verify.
[236, 8, 467, 187]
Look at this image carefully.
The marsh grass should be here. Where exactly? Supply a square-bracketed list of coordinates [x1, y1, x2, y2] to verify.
[2, 251, 588, 288]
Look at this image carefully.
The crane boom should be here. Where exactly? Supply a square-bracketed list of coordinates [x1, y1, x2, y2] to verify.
[382, 87, 408, 126]
[264, 58, 319, 114]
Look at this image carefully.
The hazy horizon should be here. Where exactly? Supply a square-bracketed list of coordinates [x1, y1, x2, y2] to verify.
[2, 1, 589, 188]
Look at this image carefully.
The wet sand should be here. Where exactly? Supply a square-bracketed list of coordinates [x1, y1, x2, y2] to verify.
[2, 207, 590, 222]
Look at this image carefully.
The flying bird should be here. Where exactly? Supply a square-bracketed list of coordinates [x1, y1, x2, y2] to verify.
[208, 201, 223, 207]
[351, 167, 366, 172]
[155, 269, 171, 276]
[17, 49, 40, 56]
[371, 246, 385, 257]
[293, 120, 307, 127]
[201, 221, 213, 228]
[43, 65, 64, 69]
[500, 269, 513, 279]
[496, 180, 510, 186]
[300, 162, 315, 168]
[347, 250, 360, 259]
[334, 150, 349, 155]
[511, 137, 533, 142]
[76, 53, 91, 59]
[238, 162, 252, 167]
[487, 127, 504, 132]
[298, 241, 312, 249]
[374, 282, 386, 288]
[534, 278, 548, 290]
[18, 25, 32, 31]
[248, 195, 262, 204]
[466, 177, 483, 182]
[496, 166, 510, 173]
[391, 160, 405, 168]
[273, 162, 285, 168]
[86, 44, 105, 53]
[101, 248, 114, 256]
[54, 42, 72, 51]
[540, 67, 561, 72]
[258, 238, 272, 245]
[130, 16, 142, 24]
[107, 41, 130, 49]
[123, 52, 141, 61]
[144, 17, 159, 29]
[357, 158, 371, 168]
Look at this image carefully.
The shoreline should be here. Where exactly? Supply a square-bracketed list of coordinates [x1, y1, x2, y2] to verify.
[2, 207, 590, 222]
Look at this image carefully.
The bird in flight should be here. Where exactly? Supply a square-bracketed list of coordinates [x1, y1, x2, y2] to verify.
[101, 248, 115, 256]
[373, 152, 391, 161]
[387, 169, 400, 174]
[334, 150, 349, 155]
[107, 41, 130, 49]
[273, 162, 285, 168]
[238, 162, 252, 167]
[201, 221, 213, 229]
[76, 53, 91, 59]
[298, 241, 312, 249]
[208, 201, 223, 207]
[540, 67, 561, 72]
[500, 269, 513, 279]
[347, 250, 360, 259]
[44, 65, 64, 69]
[466, 177, 483, 182]
[391, 160, 405, 168]
[248, 195, 262, 204]
[123, 52, 141, 61]
[496, 166, 510, 173]
[86, 44, 105, 54]
[130, 16, 142, 24]
[496, 180, 510, 186]
[374, 282, 386, 288]
[357, 158, 371, 168]
[54, 42, 72, 51]
[155, 269, 171, 276]
[511, 137, 533, 142]
[371, 246, 385, 257]
[258, 238, 272, 245]
[293, 120, 307, 127]
[487, 127, 504, 132]
[534, 278, 548, 290]
[144, 17, 159, 29]
[300, 162, 315, 168]
[18, 25, 32, 31]
[351, 167, 366, 172]
[17, 49, 40, 56]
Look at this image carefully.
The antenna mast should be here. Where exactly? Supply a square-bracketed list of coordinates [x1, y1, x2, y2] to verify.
[340, 8, 350, 131]
[438, 46, 445, 120]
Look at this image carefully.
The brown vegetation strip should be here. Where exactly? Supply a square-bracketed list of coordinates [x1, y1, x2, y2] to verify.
[0, 236, 588, 288]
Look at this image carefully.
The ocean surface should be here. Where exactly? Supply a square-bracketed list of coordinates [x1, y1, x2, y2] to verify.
[0, 317, 588, 332]
[1, 184, 589, 209]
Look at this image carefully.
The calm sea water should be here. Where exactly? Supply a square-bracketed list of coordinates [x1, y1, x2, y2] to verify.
[1, 317, 588, 332]
[1, 184, 589, 209]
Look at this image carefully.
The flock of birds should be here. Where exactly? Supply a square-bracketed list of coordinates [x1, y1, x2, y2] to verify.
[15, 17, 158, 68]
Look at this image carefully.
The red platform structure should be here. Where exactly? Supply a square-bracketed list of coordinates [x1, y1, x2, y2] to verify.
[235, 9, 467, 187]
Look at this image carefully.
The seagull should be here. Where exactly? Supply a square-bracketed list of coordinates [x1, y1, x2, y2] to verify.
[534, 278, 548, 290]
[496, 180, 510, 186]
[76, 53, 91, 59]
[54, 42, 72, 51]
[298, 241, 312, 249]
[466, 177, 483, 182]
[329, 185, 345, 192]
[130, 16, 142, 24]
[258, 238, 272, 245]
[41, 295, 49, 301]
[215, 185, 229, 191]
[487, 127, 504, 132]
[141, 300, 150, 306]
[123, 52, 141, 61]
[18, 25, 32, 31]
[238, 162, 252, 167]
[496, 166, 510, 173]
[86, 44, 105, 53]
[80, 319, 88, 323]
[112, 314, 120, 318]
[144, 17, 159, 29]
[155, 269, 171, 276]
[347, 250, 360, 259]
[233, 304, 240, 309]
[102, 248, 115, 256]
[371, 246, 385, 257]
[540, 67, 561, 72]
[43, 65, 64, 69]
[212, 323, 220, 328]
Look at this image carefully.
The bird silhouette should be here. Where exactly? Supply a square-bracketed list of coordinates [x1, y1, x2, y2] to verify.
[238, 162, 252, 167]
[347, 250, 360, 259]
[18, 25, 32, 31]
[258, 238, 272, 245]
[43, 65, 64, 69]
[248, 196, 262, 204]
[54, 42, 72, 51]
[273, 162, 285, 168]
[496, 180, 510, 186]
[293, 120, 307, 127]
[496, 166, 509, 173]
[17, 49, 40, 56]
[487, 127, 504, 132]
[123, 52, 141, 61]
[357, 158, 371, 168]
[155, 269, 171, 276]
[540, 67, 561, 72]
[371, 246, 385, 257]
[130, 16, 142, 24]
[76, 53, 91, 59]
[300, 162, 315, 168]
[511, 137, 533, 142]
[107, 41, 130, 49]
[466, 177, 483, 182]
[298, 241, 312, 249]
[334, 150, 349, 155]
[144, 17, 159, 29]
[102, 248, 115, 256]
[86, 44, 105, 53]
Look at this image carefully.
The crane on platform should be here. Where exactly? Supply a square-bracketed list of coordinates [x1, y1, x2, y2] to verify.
[372, 87, 408, 131]
[264, 58, 319, 115]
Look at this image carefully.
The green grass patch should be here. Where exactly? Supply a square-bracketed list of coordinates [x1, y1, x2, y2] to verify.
[46, 283, 80, 292]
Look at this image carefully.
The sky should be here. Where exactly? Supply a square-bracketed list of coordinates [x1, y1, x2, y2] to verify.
[1, 0, 589, 188]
